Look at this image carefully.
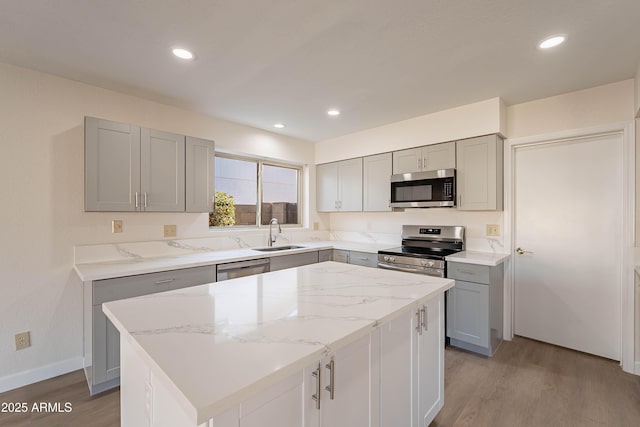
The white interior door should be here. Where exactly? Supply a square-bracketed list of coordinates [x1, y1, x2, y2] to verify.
[514, 133, 622, 360]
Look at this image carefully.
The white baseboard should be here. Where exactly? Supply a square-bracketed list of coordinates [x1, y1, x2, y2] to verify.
[0, 357, 84, 394]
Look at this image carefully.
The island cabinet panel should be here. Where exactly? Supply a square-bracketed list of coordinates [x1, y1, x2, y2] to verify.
[380, 293, 444, 427]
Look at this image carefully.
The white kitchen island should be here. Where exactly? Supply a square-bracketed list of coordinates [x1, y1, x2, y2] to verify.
[103, 261, 454, 427]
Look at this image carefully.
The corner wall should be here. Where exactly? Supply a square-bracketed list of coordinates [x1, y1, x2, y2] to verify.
[0, 62, 317, 389]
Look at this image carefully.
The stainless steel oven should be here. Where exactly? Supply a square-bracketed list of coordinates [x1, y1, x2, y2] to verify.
[390, 169, 456, 208]
[378, 225, 464, 277]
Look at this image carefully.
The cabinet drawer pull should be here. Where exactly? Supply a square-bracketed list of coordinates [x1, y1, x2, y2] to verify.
[311, 364, 321, 410]
[325, 359, 335, 400]
[154, 279, 175, 285]
[421, 306, 428, 331]
[457, 269, 475, 276]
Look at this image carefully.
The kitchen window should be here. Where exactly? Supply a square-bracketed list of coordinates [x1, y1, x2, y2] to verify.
[211, 153, 301, 227]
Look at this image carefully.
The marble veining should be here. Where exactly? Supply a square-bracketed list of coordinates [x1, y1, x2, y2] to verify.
[114, 244, 143, 259]
[103, 262, 454, 422]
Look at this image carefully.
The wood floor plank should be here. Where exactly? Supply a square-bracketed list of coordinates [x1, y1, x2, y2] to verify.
[0, 337, 638, 426]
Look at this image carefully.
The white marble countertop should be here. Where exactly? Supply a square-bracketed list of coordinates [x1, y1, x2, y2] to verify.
[74, 241, 394, 282]
[103, 261, 454, 424]
[445, 250, 510, 266]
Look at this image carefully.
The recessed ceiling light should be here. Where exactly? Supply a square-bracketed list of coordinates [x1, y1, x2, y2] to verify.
[538, 34, 567, 50]
[172, 48, 194, 60]
[274, 123, 285, 129]
[327, 109, 340, 116]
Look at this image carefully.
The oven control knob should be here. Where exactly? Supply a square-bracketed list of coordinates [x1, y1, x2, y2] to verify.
[383, 255, 390, 262]
[420, 260, 427, 266]
[389, 256, 396, 262]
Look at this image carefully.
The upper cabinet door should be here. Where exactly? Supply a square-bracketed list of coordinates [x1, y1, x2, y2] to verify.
[85, 117, 140, 212]
[140, 128, 185, 212]
[337, 158, 363, 212]
[316, 162, 339, 212]
[363, 153, 392, 212]
[422, 141, 455, 171]
[392, 147, 422, 174]
[185, 136, 215, 213]
[456, 135, 503, 211]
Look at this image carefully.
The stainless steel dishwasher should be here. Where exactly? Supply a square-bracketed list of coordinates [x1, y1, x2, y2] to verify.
[216, 258, 270, 281]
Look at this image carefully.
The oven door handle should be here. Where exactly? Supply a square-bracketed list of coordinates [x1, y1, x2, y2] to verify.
[377, 263, 424, 274]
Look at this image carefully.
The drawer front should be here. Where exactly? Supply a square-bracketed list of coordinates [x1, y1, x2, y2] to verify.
[348, 251, 378, 268]
[270, 251, 319, 272]
[333, 249, 350, 263]
[447, 262, 490, 284]
[318, 249, 333, 263]
[93, 265, 216, 305]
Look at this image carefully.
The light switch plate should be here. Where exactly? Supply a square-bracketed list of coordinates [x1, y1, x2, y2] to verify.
[112, 220, 123, 233]
[486, 224, 500, 237]
[164, 224, 177, 238]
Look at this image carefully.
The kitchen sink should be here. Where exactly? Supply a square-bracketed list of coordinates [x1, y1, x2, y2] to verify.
[253, 245, 305, 252]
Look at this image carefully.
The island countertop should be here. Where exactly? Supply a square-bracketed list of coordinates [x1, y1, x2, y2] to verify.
[103, 261, 454, 424]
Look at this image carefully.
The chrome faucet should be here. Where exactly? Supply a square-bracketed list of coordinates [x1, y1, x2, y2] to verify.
[268, 218, 281, 247]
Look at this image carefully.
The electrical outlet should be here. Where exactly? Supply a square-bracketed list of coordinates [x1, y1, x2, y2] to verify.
[486, 224, 500, 237]
[15, 331, 30, 350]
[112, 220, 123, 233]
[313, 222, 319, 231]
[164, 224, 177, 238]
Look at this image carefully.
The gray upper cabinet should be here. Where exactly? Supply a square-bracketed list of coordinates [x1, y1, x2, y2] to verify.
[363, 152, 392, 212]
[456, 135, 503, 211]
[140, 128, 185, 212]
[85, 117, 214, 212]
[392, 142, 455, 174]
[185, 136, 215, 212]
[316, 158, 363, 212]
[85, 117, 141, 211]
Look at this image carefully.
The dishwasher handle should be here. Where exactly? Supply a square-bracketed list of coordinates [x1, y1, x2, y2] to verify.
[217, 258, 270, 272]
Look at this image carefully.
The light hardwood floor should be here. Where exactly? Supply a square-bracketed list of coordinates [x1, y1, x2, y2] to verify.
[0, 337, 638, 426]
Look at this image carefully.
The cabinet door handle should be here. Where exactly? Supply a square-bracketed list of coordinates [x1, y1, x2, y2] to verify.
[144, 192, 148, 208]
[154, 279, 175, 285]
[311, 364, 321, 410]
[423, 157, 427, 170]
[417, 157, 421, 170]
[135, 191, 139, 208]
[421, 306, 428, 331]
[325, 359, 335, 400]
[416, 309, 422, 335]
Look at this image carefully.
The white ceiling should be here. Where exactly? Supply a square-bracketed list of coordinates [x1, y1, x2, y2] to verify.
[1, 1, 639, 142]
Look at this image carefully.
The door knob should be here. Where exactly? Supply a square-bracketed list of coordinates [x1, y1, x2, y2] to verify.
[516, 247, 533, 255]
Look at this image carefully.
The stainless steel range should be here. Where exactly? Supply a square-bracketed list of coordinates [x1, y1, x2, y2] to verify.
[378, 225, 465, 277]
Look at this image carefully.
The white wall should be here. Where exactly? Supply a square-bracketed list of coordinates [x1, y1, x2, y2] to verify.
[0, 62, 317, 386]
[315, 97, 505, 164]
[507, 79, 634, 139]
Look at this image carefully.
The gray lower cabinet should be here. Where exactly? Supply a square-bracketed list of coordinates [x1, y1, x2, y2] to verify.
[269, 251, 319, 271]
[332, 249, 350, 263]
[84, 265, 216, 394]
[331, 249, 378, 268]
[318, 249, 333, 262]
[348, 250, 378, 268]
[446, 262, 503, 356]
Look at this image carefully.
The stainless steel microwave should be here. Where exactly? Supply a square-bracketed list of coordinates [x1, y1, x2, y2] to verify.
[390, 168, 456, 208]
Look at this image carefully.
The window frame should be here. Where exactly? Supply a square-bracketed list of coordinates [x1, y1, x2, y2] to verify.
[212, 152, 303, 229]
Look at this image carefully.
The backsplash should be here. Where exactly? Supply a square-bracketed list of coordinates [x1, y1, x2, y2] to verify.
[74, 229, 330, 264]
